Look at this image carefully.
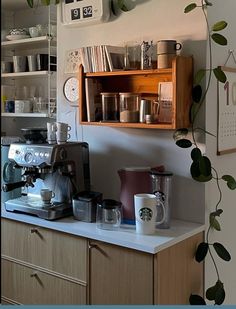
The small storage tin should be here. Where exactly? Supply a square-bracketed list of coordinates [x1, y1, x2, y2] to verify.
[72, 191, 103, 222]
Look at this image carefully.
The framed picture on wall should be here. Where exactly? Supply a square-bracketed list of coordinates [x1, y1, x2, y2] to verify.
[217, 66, 236, 155]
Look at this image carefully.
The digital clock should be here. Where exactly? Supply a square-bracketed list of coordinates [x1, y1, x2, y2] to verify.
[62, 0, 110, 27]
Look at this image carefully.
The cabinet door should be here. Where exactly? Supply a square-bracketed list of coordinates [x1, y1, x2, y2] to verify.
[2, 259, 86, 305]
[89, 240, 153, 304]
[2, 219, 87, 282]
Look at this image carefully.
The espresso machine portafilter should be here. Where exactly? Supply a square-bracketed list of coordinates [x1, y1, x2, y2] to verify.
[3, 142, 90, 220]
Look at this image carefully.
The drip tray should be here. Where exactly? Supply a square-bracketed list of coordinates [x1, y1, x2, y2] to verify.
[5, 196, 73, 220]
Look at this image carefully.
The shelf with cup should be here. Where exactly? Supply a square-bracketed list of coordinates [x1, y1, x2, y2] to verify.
[79, 55, 193, 130]
[1, 36, 56, 50]
[1, 71, 55, 78]
[1, 112, 52, 118]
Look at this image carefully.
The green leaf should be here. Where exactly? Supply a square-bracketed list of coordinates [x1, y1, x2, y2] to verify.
[211, 33, 228, 45]
[213, 242, 231, 261]
[191, 160, 212, 182]
[213, 67, 227, 83]
[205, 0, 213, 6]
[212, 21, 228, 32]
[184, 3, 197, 13]
[190, 102, 200, 122]
[117, 0, 129, 12]
[206, 282, 219, 301]
[199, 156, 212, 177]
[222, 175, 236, 190]
[192, 85, 202, 103]
[176, 139, 192, 148]
[194, 69, 206, 84]
[195, 242, 209, 262]
[211, 209, 223, 217]
[173, 128, 188, 141]
[191, 161, 201, 178]
[215, 281, 225, 305]
[27, 0, 34, 8]
[41, 0, 51, 5]
[189, 294, 206, 305]
[191, 148, 202, 162]
[210, 215, 221, 231]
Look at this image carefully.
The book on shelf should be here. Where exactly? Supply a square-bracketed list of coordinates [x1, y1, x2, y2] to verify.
[85, 78, 103, 122]
[80, 45, 125, 73]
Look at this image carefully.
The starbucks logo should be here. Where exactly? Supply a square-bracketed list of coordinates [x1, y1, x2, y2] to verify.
[139, 207, 153, 222]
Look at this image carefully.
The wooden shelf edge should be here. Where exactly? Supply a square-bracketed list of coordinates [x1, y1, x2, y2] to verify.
[80, 121, 175, 130]
[85, 68, 173, 77]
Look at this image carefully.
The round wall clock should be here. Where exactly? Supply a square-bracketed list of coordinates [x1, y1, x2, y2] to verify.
[63, 77, 79, 103]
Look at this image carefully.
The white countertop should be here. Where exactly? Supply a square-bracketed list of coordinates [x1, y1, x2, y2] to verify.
[1, 207, 205, 254]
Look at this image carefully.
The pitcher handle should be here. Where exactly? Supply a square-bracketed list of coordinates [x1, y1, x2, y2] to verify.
[155, 198, 166, 225]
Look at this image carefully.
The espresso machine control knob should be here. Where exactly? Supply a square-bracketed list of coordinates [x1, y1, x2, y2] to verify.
[24, 152, 33, 164]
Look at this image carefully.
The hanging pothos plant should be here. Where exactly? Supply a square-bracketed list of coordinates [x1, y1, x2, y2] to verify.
[174, 0, 236, 305]
[26, 0, 131, 14]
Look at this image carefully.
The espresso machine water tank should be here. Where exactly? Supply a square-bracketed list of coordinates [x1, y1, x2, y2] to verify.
[1, 137, 22, 203]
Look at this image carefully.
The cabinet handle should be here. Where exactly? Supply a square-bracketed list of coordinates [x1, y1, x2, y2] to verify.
[30, 227, 38, 234]
[30, 271, 38, 278]
[30, 227, 43, 239]
[89, 243, 98, 250]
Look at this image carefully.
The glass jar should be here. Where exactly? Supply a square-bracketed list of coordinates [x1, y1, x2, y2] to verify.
[119, 92, 140, 123]
[149, 170, 173, 229]
[101, 92, 119, 122]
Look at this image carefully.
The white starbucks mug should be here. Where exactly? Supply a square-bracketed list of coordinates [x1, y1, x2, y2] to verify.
[134, 193, 166, 235]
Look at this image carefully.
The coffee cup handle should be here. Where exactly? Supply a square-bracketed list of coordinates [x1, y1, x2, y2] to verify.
[67, 133, 71, 139]
[175, 43, 182, 51]
[155, 199, 166, 225]
[51, 192, 55, 198]
[68, 125, 71, 131]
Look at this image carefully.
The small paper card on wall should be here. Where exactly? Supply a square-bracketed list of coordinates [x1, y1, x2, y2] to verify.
[64, 48, 82, 73]
[217, 66, 236, 155]
[158, 82, 173, 101]
[158, 82, 173, 123]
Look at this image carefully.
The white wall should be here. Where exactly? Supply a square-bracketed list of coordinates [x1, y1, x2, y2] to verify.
[57, 0, 207, 223]
[205, 0, 236, 304]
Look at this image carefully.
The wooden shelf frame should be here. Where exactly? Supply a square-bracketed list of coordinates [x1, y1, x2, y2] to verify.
[78, 56, 193, 130]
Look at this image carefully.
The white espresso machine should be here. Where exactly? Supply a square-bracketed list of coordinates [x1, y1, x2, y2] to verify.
[2, 142, 90, 220]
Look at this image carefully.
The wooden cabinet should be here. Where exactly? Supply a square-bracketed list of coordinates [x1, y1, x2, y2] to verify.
[88, 241, 153, 304]
[1, 219, 88, 305]
[1, 218, 203, 305]
[79, 56, 193, 129]
[88, 232, 203, 305]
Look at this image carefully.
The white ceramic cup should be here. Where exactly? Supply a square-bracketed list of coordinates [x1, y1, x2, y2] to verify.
[40, 188, 55, 204]
[134, 193, 166, 235]
[56, 131, 71, 144]
[29, 27, 39, 38]
[56, 122, 71, 132]
[14, 100, 32, 113]
[47, 122, 57, 144]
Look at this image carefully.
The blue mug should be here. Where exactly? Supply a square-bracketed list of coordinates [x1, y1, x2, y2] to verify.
[5, 100, 15, 113]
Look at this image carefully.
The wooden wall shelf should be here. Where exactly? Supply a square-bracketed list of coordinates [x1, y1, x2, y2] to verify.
[79, 56, 193, 130]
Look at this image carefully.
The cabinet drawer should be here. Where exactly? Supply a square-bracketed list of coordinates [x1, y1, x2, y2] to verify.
[2, 219, 87, 282]
[1, 259, 87, 305]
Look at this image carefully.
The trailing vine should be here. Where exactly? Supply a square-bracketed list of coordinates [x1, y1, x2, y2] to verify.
[174, 1, 236, 305]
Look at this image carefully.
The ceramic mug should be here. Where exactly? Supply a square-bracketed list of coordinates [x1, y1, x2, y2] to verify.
[40, 188, 55, 204]
[157, 40, 182, 55]
[134, 193, 166, 235]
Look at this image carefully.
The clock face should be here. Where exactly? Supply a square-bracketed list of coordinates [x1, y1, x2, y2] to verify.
[63, 77, 79, 103]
